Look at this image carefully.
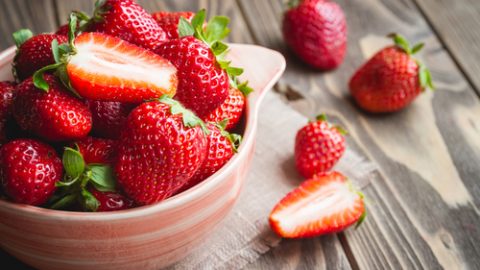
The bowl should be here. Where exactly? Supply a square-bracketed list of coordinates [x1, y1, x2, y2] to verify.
[0, 44, 286, 270]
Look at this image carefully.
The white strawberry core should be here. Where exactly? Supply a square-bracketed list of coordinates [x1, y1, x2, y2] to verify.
[272, 181, 358, 233]
[70, 38, 176, 89]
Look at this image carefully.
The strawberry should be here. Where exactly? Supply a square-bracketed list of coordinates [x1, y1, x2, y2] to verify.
[295, 114, 346, 178]
[75, 136, 116, 164]
[349, 34, 434, 113]
[90, 188, 134, 211]
[55, 24, 70, 36]
[12, 29, 68, 81]
[90, 0, 168, 50]
[202, 84, 252, 131]
[0, 81, 17, 145]
[0, 139, 62, 206]
[34, 22, 178, 103]
[13, 74, 92, 142]
[269, 171, 366, 238]
[152, 11, 195, 39]
[115, 96, 207, 205]
[86, 100, 136, 139]
[178, 122, 241, 193]
[283, 0, 347, 70]
[156, 10, 247, 118]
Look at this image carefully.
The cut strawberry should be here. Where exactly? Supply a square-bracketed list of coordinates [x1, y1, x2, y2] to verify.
[269, 171, 365, 238]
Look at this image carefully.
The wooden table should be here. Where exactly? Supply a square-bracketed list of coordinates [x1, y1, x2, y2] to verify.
[1, 0, 479, 269]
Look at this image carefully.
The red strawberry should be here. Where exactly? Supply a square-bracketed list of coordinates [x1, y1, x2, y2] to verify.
[35, 31, 177, 103]
[55, 24, 70, 36]
[0, 81, 17, 145]
[90, 188, 134, 211]
[12, 29, 68, 80]
[178, 122, 240, 193]
[349, 34, 434, 113]
[295, 114, 346, 178]
[152, 11, 195, 39]
[283, 0, 347, 70]
[156, 10, 244, 118]
[75, 137, 116, 164]
[202, 84, 251, 131]
[86, 100, 136, 139]
[269, 171, 366, 238]
[116, 96, 207, 205]
[0, 139, 62, 205]
[91, 0, 167, 50]
[13, 74, 92, 142]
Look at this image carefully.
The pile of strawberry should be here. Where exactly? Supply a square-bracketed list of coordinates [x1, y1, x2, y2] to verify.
[0, 0, 251, 212]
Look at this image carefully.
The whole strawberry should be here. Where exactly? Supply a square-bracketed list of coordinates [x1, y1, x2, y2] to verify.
[349, 34, 434, 113]
[116, 96, 207, 205]
[283, 0, 347, 70]
[13, 74, 92, 142]
[86, 100, 136, 139]
[156, 10, 244, 118]
[90, 188, 134, 211]
[75, 137, 116, 164]
[202, 83, 252, 131]
[0, 81, 17, 145]
[0, 139, 62, 205]
[178, 122, 241, 193]
[295, 114, 346, 178]
[152, 11, 195, 39]
[91, 0, 168, 50]
[12, 29, 68, 81]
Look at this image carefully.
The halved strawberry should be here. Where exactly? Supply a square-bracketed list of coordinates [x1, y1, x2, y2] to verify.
[33, 16, 178, 103]
[269, 171, 365, 238]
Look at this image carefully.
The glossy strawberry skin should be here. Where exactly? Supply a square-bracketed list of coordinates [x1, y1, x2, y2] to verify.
[0, 82, 17, 145]
[93, 0, 168, 51]
[55, 24, 70, 36]
[156, 36, 229, 118]
[349, 46, 422, 113]
[178, 123, 234, 193]
[86, 100, 136, 139]
[90, 189, 134, 212]
[283, 0, 347, 70]
[0, 139, 62, 205]
[75, 137, 116, 164]
[115, 101, 207, 205]
[295, 118, 345, 178]
[152, 11, 195, 39]
[13, 34, 68, 81]
[13, 74, 92, 142]
[269, 171, 365, 238]
[202, 87, 245, 131]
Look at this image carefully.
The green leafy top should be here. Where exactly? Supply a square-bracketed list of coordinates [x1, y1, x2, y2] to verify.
[12, 29, 33, 48]
[216, 119, 242, 152]
[178, 9, 253, 94]
[315, 113, 348, 135]
[159, 95, 209, 135]
[287, 0, 302, 9]
[388, 33, 434, 91]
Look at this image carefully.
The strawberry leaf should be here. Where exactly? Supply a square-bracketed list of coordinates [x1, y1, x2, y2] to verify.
[178, 16, 195, 37]
[226, 66, 244, 77]
[159, 95, 209, 135]
[50, 194, 77, 210]
[411, 42, 425, 55]
[81, 188, 99, 212]
[32, 63, 62, 92]
[12, 29, 33, 48]
[388, 33, 411, 55]
[238, 81, 254, 96]
[316, 114, 328, 122]
[211, 41, 229, 56]
[63, 147, 86, 179]
[205, 16, 230, 44]
[52, 39, 60, 63]
[88, 165, 116, 192]
[68, 13, 78, 50]
[191, 9, 206, 32]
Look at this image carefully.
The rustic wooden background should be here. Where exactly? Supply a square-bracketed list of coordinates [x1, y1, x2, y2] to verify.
[1, 0, 479, 269]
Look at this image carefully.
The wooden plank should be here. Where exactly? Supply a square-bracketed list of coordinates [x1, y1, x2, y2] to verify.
[0, 0, 57, 50]
[413, 0, 480, 95]
[237, 0, 480, 269]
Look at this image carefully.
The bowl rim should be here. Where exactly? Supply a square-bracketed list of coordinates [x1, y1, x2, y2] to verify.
[0, 43, 286, 221]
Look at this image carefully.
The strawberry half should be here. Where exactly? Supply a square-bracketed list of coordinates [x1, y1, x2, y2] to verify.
[33, 15, 177, 103]
[269, 171, 366, 238]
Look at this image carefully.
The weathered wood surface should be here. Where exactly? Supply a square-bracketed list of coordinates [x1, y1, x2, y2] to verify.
[1, 0, 479, 269]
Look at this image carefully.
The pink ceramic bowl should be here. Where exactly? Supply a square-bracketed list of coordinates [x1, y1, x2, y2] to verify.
[0, 44, 285, 269]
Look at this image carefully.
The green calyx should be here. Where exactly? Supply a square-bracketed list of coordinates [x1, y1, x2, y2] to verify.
[178, 9, 253, 94]
[12, 29, 33, 48]
[216, 119, 242, 152]
[315, 114, 348, 135]
[287, 0, 301, 9]
[388, 33, 434, 91]
[159, 95, 210, 135]
[49, 145, 117, 212]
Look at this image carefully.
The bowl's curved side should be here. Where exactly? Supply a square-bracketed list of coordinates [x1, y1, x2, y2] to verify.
[0, 44, 286, 269]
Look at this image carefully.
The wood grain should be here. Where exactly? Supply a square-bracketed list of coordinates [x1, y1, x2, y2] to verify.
[413, 0, 480, 95]
[237, 0, 480, 269]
